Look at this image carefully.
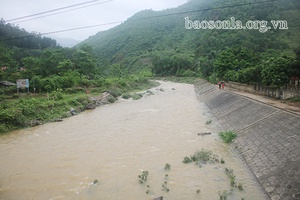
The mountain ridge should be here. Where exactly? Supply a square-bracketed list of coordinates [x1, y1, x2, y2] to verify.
[81, 0, 299, 73]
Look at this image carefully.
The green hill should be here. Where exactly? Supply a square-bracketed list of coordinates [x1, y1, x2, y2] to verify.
[82, 0, 300, 84]
[1, 0, 299, 87]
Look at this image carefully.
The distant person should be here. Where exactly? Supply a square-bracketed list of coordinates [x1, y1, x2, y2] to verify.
[221, 82, 225, 89]
[218, 82, 221, 89]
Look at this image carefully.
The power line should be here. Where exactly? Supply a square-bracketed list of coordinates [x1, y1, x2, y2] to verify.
[6, 0, 114, 22]
[0, 0, 278, 42]
[41, 0, 278, 34]
[41, 21, 123, 36]
[13, 0, 114, 24]
[0, 21, 123, 42]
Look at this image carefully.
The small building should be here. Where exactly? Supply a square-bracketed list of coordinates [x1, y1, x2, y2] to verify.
[0, 81, 16, 87]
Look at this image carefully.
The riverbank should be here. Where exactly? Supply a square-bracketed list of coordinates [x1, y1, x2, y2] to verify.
[194, 80, 300, 200]
[0, 79, 159, 134]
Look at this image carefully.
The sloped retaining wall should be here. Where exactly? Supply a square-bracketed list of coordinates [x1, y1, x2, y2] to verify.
[194, 80, 300, 200]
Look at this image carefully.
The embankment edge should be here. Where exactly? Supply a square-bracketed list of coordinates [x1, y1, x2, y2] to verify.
[194, 80, 300, 200]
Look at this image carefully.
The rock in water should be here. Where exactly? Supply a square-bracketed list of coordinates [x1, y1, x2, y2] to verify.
[70, 108, 77, 115]
[29, 119, 42, 126]
[85, 103, 96, 110]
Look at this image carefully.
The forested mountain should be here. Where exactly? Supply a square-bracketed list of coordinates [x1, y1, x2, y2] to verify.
[82, 0, 300, 85]
[0, 19, 61, 79]
[0, 0, 300, 89]
[0, 19, 58, 49]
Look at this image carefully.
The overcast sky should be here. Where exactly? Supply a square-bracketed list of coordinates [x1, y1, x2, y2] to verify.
[1, 0, 187, 41]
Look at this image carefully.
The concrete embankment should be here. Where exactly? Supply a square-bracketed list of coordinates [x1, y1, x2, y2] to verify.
[194, 80, 300, 200]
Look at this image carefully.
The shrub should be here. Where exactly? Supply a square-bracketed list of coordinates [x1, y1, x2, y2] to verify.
[65, 88, 76, 94]
[0, 124, 11, 134]
[132, 93, 143, 100]
[0, 94, 9, 102]
[219, 131, 237, 143]
[287, 95, 300, 102]
[108, 96, 116, 103]
[12, 94, 20, 99]
[122, 93, 131, 99]
[183, 149, 222, 166]
[3, 86, 16, 95]
[164, 163, 171, 170]
[49, 90, 64, 100]
[76, 95, 89, 104]
[80, 78, 92, 87]
[108, 88, 122, 98]
[191, 149, 212, 162]
[138, 171, 149, 184]
[183, 156, 192, 163]
[225, 168, 236, 187]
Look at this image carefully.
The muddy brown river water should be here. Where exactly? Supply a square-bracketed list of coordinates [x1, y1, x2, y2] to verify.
[0, 81, 268, 200]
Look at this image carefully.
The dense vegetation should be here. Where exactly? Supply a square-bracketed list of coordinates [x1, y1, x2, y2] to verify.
[82, 0, 300, 86]
[0, 19, 57, 49]
[0, 20, 153, 134]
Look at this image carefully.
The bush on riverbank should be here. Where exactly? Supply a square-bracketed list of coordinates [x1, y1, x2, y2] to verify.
[219, 131, 237, 143]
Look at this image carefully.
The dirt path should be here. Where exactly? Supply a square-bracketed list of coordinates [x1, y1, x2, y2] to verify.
[221, 85, 300, 115]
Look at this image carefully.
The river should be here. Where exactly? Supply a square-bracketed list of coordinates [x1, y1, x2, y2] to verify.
[0, 81, 268, 200]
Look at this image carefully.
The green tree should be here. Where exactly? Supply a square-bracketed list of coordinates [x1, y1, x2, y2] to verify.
[0, 44, 17, 68]
[30, 76, 42, 92]
[21, 56, 40, 75]
[38, 49, 66, 76]
[290, 46, 300, 78]
[151, 51, 195, 76]
[72, 45, 97, 78]
[57, 59, 74, 74]
[214, 47, 261, 83]
[261, 56, 296, 86]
